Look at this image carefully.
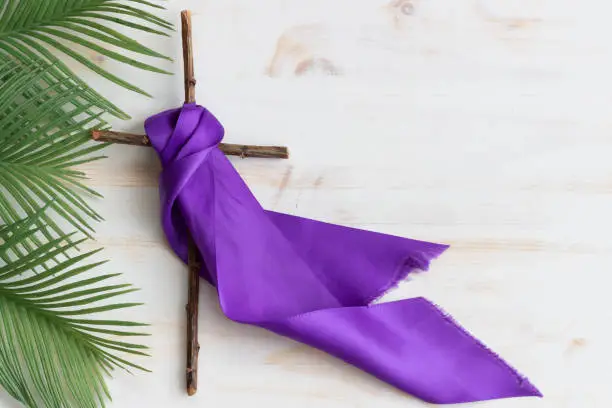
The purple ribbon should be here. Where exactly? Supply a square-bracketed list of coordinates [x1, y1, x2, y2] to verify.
[145, 103, 541, 404]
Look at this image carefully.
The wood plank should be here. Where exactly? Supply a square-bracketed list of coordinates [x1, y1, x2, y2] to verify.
[20, 1, 611, 407]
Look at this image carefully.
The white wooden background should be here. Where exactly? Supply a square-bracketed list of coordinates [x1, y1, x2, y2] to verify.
[4, 0, 611, 406]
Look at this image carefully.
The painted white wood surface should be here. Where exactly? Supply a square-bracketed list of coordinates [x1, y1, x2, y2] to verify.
[4, 0, 611, 407]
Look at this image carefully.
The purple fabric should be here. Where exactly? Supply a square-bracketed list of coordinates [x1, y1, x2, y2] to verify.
[144, 103, 542, 404]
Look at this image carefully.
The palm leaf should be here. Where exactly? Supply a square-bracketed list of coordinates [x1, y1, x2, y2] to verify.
[0, 2, 171, 406]
[0, 0, 173, 119]
[0, 0, 171, 255]
[0, 210, 149, 408]
[0, 57, 108, 268]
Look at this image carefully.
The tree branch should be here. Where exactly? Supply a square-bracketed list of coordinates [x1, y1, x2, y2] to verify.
[182, 10, 199, 397]
[91, 130, 289, 159]
[182, 10, 196, 105]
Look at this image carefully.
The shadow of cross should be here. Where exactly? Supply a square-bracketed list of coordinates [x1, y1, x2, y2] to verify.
[89, 9, 289, 397]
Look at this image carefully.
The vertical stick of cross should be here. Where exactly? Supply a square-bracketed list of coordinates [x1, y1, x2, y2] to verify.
[180, 9, 200, 397]
[91, 10, 289, 396]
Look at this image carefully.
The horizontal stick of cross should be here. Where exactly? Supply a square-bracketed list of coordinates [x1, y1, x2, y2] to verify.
[91, 129, 289, 159]
[90, 10, 289, 396]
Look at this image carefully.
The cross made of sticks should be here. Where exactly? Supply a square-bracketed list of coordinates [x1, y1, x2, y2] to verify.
[90, 10, 289, 396]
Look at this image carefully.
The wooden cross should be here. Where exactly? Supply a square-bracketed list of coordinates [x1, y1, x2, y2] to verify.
[91, 10, 289, 396]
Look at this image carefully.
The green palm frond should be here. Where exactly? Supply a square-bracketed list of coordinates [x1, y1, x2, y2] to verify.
[0, 2, 171, 406]
[0, 0, 173, 119]
[0, 57, 108, 264]
[0, 210, 149, 408]
[0, 0, 171, 252]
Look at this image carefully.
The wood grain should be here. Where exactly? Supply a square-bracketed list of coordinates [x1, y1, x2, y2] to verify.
[30, 1, 612, 408]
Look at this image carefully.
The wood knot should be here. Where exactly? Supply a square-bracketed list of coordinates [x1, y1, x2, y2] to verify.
[388, 0, 414, 16]
[186, 78, 197, 86]
[294, 57, 341, 77]
[565, 337, 588, 356]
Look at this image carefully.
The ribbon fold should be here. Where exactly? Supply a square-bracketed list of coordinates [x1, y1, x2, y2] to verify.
[144, 103, 541, 404]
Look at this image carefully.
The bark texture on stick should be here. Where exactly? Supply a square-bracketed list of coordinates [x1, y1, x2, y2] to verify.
[219, 143, 289, 159]
[91, 130, 151, 146]
[181, 9, 200, 397]
[92, 130, 289, 159]
[186, 236, 200, 397]
[182, 10, 196, 105]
